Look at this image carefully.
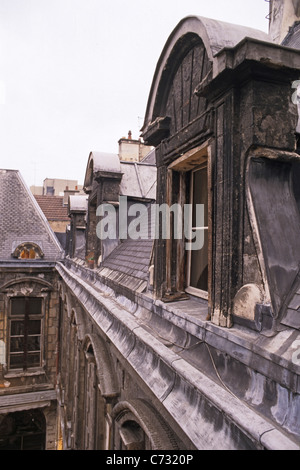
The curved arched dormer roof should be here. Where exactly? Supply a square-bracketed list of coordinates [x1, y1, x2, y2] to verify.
[68, 194, 88, 214]
[84, 151, 122, 191]
[141, 16, 271, 141]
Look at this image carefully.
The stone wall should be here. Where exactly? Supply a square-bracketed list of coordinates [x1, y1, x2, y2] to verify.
[0, 265, 60, 450]
[56, 260, 300, 450]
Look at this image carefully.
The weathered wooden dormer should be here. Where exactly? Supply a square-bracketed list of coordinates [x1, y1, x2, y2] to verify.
[141, 16, 300, 332]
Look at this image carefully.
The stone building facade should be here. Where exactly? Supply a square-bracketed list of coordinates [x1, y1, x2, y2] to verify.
[54, 15, 300, 450]
[1, 6, 300, 451]
[0, 170, 63, 450]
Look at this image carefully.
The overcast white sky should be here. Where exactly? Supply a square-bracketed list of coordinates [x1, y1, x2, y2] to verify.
[0, 0, 269, 188]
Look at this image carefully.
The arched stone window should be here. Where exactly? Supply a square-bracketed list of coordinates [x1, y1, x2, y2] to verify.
[112, 400, 180, 451]
[83, 344, 103, 450]
[118, 419, 149, 450]
[12, 243, 44, 260]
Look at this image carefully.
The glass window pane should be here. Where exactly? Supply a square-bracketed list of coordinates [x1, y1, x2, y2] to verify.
[192, 167, 208, 228]
[27, 336, 40, 352]
[190, 226, 208, 291]
[27, 352, 40, 367]
[189, 166, 208, 292]
[28, 298, 42, 315]
[28, 320, 41, 335]
[28, 248, 37, 259]
[11, 298, 42, 316]
[9, 353, 24, 369]
[11, 298, 25, 316]
[10, 337, 24, 353]
[11, 321, 24, 336]
[9, 298, 42, 370]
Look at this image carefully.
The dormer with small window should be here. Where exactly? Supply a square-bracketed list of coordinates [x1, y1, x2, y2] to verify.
[12, 243, 44, 260]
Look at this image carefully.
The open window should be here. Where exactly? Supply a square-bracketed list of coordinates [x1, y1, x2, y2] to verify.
[162, 143, 210, 302]
[186, 163, 208, 297]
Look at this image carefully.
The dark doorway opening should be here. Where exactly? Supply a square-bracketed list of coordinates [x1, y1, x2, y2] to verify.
[0, 409, 46, 450]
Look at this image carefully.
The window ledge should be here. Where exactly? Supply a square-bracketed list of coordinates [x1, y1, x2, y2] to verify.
[185, 286, 208, 300]
[4, 367, 45, 379]
[153, 295, 210, 331]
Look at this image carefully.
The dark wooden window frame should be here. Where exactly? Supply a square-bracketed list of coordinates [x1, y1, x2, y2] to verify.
[166, 143, 212, 302]
[8, 296, 44, 371]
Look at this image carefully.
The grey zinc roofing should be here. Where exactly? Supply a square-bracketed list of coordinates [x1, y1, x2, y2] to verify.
[197, 16, 271, 56]
[0, 169, 64, 261]
[83, 152, 122, 189]
[140, 148, 156, 165]
[119, 162, 157, 200]
[85, 151, 157, 201]
[69, 194, 88, 213]
[90, 152, 121, 174]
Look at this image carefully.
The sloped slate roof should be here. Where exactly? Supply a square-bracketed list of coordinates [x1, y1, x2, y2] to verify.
[34, 195, 70, 221]
[282, 21, 300, 48]
[99, 238, 153, 293]
[282, 286, 300, 330]
[99, 203, 155, 293]
[0, 169, 64, 260]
